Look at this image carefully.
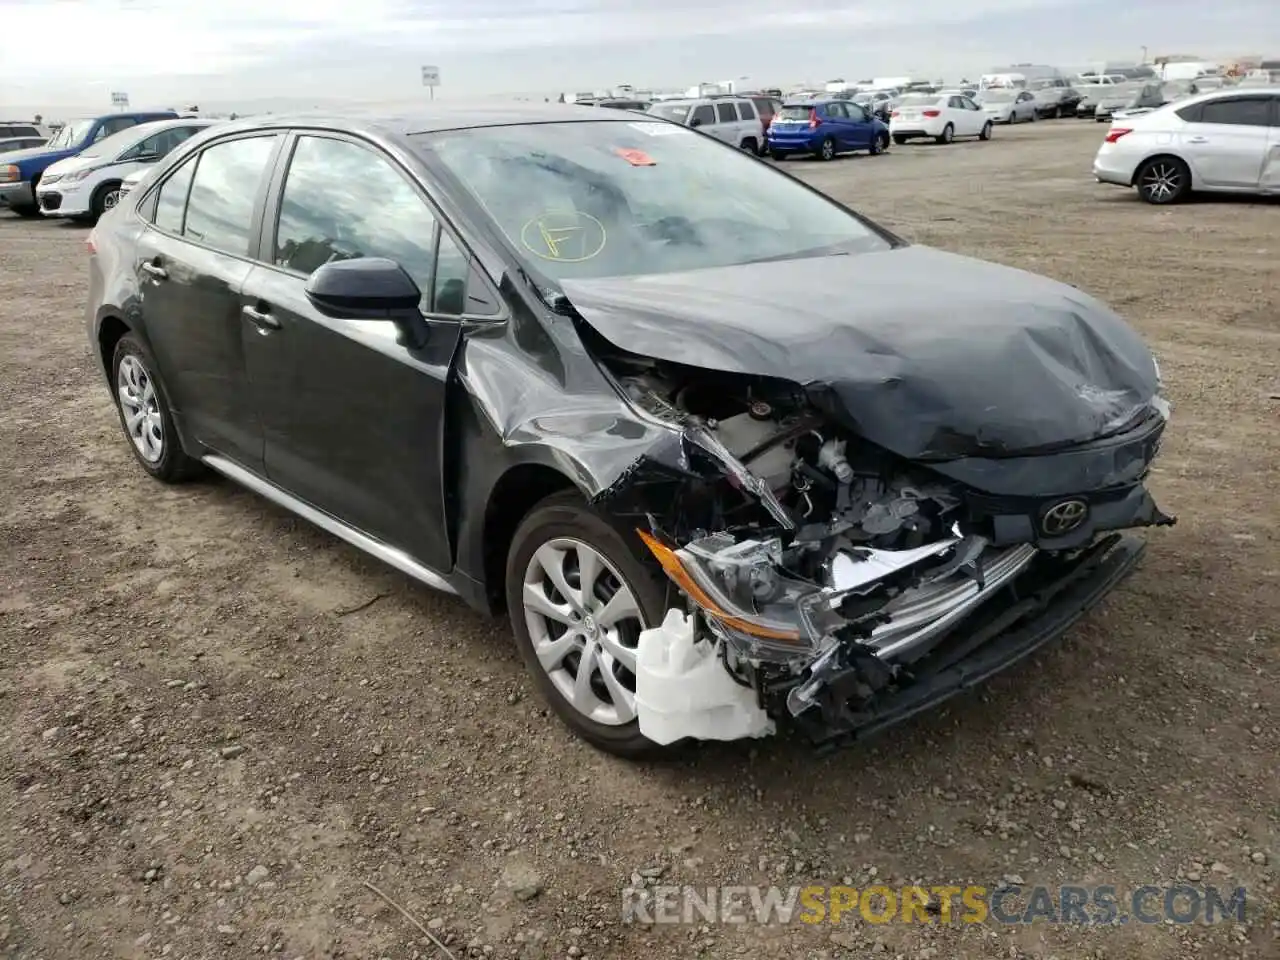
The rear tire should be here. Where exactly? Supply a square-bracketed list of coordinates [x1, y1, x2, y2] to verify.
[739, 137, 758, 154]
[893, 134, 908, 145]
[936, 124, 954, 145]
[816, 137, 836, 161]
[1135, 156, 1191, 205]
[10, 204, 40, 218]
[869, 132, 889, 155]
[770, 149, 787, 161]
[505, 491, 673, 759]
[110, 334, 205, 483]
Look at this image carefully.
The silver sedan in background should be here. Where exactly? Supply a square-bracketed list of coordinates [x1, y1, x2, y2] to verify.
[977, 89, 1039, 123]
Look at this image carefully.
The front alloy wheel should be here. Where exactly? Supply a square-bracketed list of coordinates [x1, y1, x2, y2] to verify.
[523, 537, 643, 727]
[505, 492, 670, 757]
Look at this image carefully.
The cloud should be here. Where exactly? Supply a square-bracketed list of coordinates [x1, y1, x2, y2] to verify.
[1, 0, 1276, 107]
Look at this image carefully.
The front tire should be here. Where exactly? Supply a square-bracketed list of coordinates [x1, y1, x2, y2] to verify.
[1136, 156, 1190, 204]
[10, 204, 40, 218]
[110, 334, 204, 482]
[90, 181, 123, 220]
[505, 492, 671, 758]
[936, 123, 954, 145]
[979, 121, 993, 141]
[893, 134, 908, 145]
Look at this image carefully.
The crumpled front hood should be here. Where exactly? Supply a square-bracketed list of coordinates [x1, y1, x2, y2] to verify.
[561, 245, 1161, 461]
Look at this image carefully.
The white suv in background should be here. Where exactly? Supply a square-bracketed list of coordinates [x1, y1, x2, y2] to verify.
[646, 96, 764, 152]
[36, 117, 217, 222]
[1093, 88, 1280, 204]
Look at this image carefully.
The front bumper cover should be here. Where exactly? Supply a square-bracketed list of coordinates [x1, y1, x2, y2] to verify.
[790, 532, 1145, 752]
[0, 180, 35, 207]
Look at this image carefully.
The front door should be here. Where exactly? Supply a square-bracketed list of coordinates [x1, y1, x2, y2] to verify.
[240, 133, 473, 571]
[133, 133, 282, 470]
[1261, 96, 1280, 191]
[1180, 96, 1272, 187]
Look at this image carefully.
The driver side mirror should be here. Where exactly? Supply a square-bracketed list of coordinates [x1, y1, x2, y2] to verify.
[304, 257, 430, 348]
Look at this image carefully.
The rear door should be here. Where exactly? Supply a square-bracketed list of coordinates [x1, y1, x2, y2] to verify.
[1178, 96, 1272, 187]
[239, 131, 476, 570]
[132, 132, 282, 469]
[712, 101, 739, 143]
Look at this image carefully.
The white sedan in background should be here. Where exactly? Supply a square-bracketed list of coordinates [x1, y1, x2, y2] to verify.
[890, 93, 993, 144]
[1093, 87, 1280, 204]
[977, 89, 1039, 123]
[35, 117, 216, 222]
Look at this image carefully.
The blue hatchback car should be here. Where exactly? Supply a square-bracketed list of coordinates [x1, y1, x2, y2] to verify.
[766, 99, 890, 161]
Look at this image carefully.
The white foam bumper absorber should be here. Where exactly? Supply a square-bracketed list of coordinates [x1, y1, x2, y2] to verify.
[634, 609, 776, 745]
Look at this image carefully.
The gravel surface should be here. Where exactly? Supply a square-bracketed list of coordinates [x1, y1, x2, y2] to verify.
[1, 120, 1277, 959]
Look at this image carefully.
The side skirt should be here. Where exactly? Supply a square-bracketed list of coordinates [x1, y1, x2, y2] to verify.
[202, 454, 458, 597]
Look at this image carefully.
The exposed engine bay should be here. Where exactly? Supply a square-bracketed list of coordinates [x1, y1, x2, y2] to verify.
[593, 354, 1176, 749]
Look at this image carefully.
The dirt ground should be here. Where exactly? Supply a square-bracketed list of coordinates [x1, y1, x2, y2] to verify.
[1, 120, 1277, 960]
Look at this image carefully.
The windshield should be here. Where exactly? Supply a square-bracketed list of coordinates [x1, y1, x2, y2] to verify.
[46, 119, 95, 149]
[420, 120, 890, 282]
[75, 122, 162, 162]
[646, 103, 690, 122]
[981, 91, 1015, 102]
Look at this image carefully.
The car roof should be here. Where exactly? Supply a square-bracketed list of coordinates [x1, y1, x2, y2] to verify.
[1169, 85, 1280, 108]
[206, 102, 659, 137]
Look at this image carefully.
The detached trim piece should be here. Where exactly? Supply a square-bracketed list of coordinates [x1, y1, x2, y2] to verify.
[202, 455, 457, 596]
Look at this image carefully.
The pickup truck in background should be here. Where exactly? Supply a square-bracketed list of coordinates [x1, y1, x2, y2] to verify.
[0, 111, 176, 217]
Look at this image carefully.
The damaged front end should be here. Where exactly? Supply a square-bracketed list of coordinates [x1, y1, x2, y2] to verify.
[591, 360, 1175, 751]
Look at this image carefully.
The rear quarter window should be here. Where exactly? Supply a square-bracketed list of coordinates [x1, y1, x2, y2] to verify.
[1175, 103, 1203, 122]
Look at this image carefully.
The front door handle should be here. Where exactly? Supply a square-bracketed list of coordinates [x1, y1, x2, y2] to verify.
[141, 261, 167, 280]
[241, 304, 281, 332]
[1187, 136, 1208, 143]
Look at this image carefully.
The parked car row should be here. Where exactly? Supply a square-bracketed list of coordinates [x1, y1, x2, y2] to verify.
[0, 112, 215, 222]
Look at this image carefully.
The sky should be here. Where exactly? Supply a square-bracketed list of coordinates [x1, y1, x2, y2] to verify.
[1, 0, 1276, 116]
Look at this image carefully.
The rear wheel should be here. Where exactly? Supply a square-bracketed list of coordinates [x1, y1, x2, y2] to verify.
[739, 137, 758, 154]
[505, 492, 672, 758]
[816, 137, 836, 161]
[1136, 156, 1190, 204]
[769, 149, 787, 161]
[936, 123, 954, 145]
[110, 334, 204, 482]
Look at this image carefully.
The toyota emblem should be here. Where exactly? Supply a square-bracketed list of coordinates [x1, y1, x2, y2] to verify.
[1041, 499, 1089, 536]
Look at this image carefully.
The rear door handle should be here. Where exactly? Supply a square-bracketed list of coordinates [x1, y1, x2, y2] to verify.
[1187, 136, 1208, 143]
[241, 303, 281, 332]
[141, 261, 167, 280]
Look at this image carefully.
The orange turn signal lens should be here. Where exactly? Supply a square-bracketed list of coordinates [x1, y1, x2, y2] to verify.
[635, 529, 802, 642]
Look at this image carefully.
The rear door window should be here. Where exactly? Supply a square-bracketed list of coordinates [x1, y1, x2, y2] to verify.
[152, 156, 197, 234]
[737, 101, 756, 120]
[715, 103, 736, 123]
[181, 136, 278, 256]
[1198, 97, 1271, 126]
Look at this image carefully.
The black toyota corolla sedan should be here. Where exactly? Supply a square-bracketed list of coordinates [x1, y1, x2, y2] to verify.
[86, 103, 1175, 757]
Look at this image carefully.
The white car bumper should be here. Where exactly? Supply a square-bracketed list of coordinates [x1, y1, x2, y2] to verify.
[35, 177, 91, 217]
[889, 115, 946, 138]
[1092, 142, 1138, 187]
